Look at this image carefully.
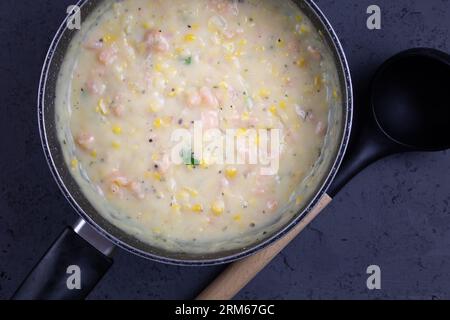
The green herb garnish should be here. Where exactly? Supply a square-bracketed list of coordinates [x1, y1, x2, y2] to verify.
[184, 56, 192, 65]
[181, 148, 199, 166]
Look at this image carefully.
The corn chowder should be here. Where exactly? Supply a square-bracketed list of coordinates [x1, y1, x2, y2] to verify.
[56, 0, 340, 252]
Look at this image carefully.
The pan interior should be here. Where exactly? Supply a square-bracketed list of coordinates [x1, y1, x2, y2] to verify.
[42, 0, 351, 264]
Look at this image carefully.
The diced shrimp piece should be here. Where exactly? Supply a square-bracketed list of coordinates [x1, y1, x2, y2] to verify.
[86, 79, 106, 95]
[200, 87, 219, 108]
[128, 181, 145, 200]
[186, 90, 202, 107]
[109, 171, 129, 187]
[266, 199, 278, 212]
[287, 41, 300, 54]
[76, 133, 95, 151]
[315, 121, 326, 135]
[98, 45, 118, 65]
[145, 30, 170, 53]
[307, 46, 322, 61]
[201, 111, 219, 129]
[111, 95, 125, 117]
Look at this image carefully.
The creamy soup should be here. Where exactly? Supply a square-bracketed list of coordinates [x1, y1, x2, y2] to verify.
[56, 0, 341, 253]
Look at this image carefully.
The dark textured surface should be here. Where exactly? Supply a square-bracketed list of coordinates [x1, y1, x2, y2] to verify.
[0, 0, 449, 300]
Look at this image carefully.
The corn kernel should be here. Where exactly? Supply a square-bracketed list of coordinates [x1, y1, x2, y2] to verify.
[314, 75, 323, 89]
[112, 141, 121, 150]
[177, 190, 190, 200]
[300, 25, 310, 34]
[102, 34, 117, 45]
[191, 204, 203, 212]
[241, 111, 250, 121]
[71, 158, 78, 169]
[151, 153, 159, 161]
[183, 187, 199, 197]
[238, 39, 248, 46]
[96, 98, 109, 115]
[200, 159, 209, 169]
[112, 125, 122, 135]
[259, 88, 271, 98]
[237, 128, 247, 136]
[191, 23, 200, 31]
[333, 88, 339, 99]
[269, 105, 277, 115]
[218, 81, 229, 89]
[153, 171, 162, 181]
[211, 200, 224, 216]
[142, 22, 153, 30]
[184, 34, 197, 42]
[153, 118, 163, 129]
[171, 203, 181, 211]
[296, 57, 306, 67]
[279, 100, 287, 109]
[296, 196, 303, 206]
[233, 214, 242, 222]
[90, 150, 98, 158]
[295, 15, 303, 22]
[225, 167, 238, 179]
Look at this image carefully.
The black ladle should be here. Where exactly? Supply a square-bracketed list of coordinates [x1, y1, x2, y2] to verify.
[329, 47, 450, 196]
[197, 48, 450, 300]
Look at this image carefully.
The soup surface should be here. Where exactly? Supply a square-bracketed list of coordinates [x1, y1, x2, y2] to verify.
[56, 0, 340, 252]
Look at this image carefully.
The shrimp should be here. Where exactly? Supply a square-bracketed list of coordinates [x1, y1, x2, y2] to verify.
[76, 133, 95, 152]
[307, 45, 322, 61]
[266, 199, 278, 212]
[106, 171, 145, 200]
[199, 87, 219, 108]
[98, 45, 118, 65]
[86, 79, 106, 95]
[145, 30, 170, 53]
[186, 90, 202, 107]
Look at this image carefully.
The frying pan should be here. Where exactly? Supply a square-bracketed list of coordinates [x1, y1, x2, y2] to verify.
[13, 0, 354, 299]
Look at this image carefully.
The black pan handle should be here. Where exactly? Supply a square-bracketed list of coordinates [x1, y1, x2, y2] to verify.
[11, 224, 113, 300]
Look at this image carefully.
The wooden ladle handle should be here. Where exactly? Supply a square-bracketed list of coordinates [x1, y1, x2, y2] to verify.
[196, 194, 332, 300]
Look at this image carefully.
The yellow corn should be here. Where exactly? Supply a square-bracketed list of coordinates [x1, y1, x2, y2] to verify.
[279, 100, 287, 109]
[225, 167, 238, 179]
[183, 187, 199, 197]
[233, 214, 242, 222]
[191, 204, 203, 213]
[112, 125, 122, 135]
[153, 118, 163, 129]
[112, 141, 121, 150]
[71, 158, 78, 169]
[102, 34, 117, 45]
[211, 201, 224, 216]
[153, 171, 162, 181]
[259, 88, 271, 98]
[184, 34, 197, 42]
[90, 150, 97, 158]
[296, 57, 306, 67]
[269, 105, 277, 115]
[241, 111, 250, 121]
[296, 196, 303, 206]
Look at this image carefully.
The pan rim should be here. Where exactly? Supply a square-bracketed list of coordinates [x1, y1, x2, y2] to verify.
[38, 0, 353, 266]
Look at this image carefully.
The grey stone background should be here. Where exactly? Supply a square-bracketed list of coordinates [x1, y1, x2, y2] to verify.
[0, 0, 449, 299]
